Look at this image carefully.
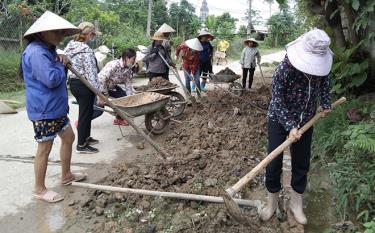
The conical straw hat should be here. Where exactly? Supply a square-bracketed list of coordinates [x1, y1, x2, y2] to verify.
[24, 11, 80, 39]
[156, 23, 176, 33]
[185, 38, 203, 51]
[244, 38, 258, 44]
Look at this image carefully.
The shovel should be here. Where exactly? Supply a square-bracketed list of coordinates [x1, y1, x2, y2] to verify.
[223, 97, 347, 225]
[258, 63, 266, 86]
[66, 63, 170, 159]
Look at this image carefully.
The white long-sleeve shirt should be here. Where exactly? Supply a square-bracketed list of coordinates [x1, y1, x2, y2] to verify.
[239, 47, 261, 69]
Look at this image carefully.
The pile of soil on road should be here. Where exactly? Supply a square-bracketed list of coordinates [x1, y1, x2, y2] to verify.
[65, 86, 292, 233]
[135, 77, 177, 91]
[216, 67, 237, 75]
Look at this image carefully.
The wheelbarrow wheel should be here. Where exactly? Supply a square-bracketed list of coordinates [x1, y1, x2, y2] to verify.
[145, 108, 170, 135]
[166, 91, 186, 117]
[229, 82, 243, 96]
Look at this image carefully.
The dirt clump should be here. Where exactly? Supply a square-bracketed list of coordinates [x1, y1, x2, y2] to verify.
[216, 67, 237, 75]
[135, 77, 177, 91]
[64, 86, 289, 233]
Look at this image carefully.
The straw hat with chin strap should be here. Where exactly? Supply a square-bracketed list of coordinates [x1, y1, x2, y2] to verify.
[286, 28, 334, 76]
[152, 31, 168, 41]
[156, 23, 176, 33]
[185, 38, 203, 51]
[77, 21, 102, 36]
[24, 11, 80, 39]
[197, 29, 215, 40]
[244, 38, 258, 45]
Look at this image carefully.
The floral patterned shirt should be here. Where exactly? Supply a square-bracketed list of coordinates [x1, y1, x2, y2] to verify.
[64, 41, 100, 89]
[267, 56, 331, 131]
[175, 44, 200, 74]
[98, 59, 133, 95]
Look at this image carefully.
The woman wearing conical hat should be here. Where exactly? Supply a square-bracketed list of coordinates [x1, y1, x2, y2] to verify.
[21, 11, 86, 203]
[197, 29, 215, 93]
[175, 38, 203, 96]
[156, 23, 176, 80]
[240, 38, 261, 90]
[143, 31, 172, 81]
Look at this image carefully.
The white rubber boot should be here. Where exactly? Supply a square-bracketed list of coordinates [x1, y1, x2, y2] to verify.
[260, 191, 279, 221]
[289, 189, 307, 225]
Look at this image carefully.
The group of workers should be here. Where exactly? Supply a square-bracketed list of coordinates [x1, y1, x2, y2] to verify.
[21, 10, 334, 227]
[144, 25, 216, 97]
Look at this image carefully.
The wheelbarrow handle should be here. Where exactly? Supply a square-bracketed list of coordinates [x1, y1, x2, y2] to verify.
[226, 97, 347, 197]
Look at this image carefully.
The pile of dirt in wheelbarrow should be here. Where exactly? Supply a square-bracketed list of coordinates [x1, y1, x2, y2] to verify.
[135, 77, 177, 91]
[112, 92, 169, 107]
[216, 67, 237, 75]
[65, 86, 291, 233]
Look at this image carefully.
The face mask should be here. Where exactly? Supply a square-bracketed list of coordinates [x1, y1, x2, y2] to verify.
[87, 39, 96, 47]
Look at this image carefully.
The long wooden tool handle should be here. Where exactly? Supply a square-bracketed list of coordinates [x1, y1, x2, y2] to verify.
[226, 97, 347, 196]
[158, 52, 196, 107]
[72, 182, 260, 207]
[258, 64, 266, 85]
[66, 64, 169, 159]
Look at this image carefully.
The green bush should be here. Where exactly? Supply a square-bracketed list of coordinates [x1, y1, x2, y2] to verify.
[312, 98, 375, 223]
[0, 48, 24, 92]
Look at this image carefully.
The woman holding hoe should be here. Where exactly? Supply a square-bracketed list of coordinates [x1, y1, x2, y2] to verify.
[261, 29, 333, 224]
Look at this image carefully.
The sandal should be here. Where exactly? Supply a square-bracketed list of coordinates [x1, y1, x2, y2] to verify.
[62, 172, 87, 186]
[33, 189, 64, 203]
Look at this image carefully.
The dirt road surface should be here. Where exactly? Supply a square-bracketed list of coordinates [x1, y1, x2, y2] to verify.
[0, 52, 297, 233]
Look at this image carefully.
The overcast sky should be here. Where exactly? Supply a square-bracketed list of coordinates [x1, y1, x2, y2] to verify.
[167, 0, 283, 28]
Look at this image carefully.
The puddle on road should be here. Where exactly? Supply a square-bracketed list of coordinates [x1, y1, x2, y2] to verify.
[42, 204, 67, 232]
[0, 200, 69, 233]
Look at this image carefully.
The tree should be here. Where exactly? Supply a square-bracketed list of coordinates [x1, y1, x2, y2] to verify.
[267, 3, 296, 47]
[168, 0, 200, 38]
[264, 0, 274, 18]
[238, 25, 248, 38]
[214, 12, 237, 40]
[205, 15, 216, 32]
[152, 0, 169, 32]
[243, 9, 263, 29]
[276, 0, 375, 93]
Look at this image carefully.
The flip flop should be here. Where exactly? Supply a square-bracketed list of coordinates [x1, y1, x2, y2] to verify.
[62, 172, 87, 186]
[32, 189, 64, 203]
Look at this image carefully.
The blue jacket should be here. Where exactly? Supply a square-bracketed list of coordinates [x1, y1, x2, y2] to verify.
[22, 40, 68, 121]
[268, 56, 331, 131]
[199, 41, 213, 63]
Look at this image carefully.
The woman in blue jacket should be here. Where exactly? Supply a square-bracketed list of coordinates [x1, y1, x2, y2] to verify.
[260, 29, 333, 224]
[22, 11, 86, 203]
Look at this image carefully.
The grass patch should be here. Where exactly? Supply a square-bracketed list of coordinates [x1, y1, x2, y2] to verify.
[312, 96, 375, 226]
[0, 47, 24, 93]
